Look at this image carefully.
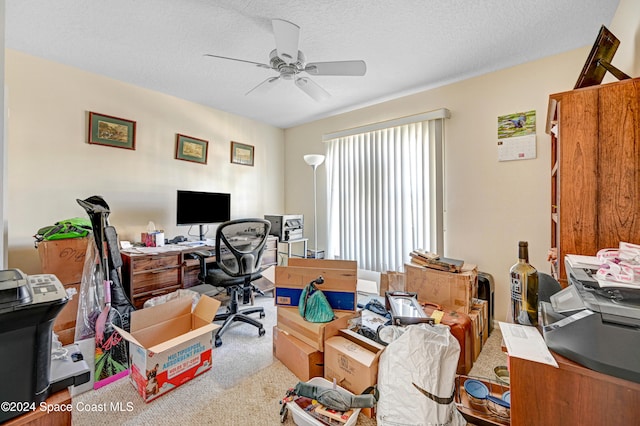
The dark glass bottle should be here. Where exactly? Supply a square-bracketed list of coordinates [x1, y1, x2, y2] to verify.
[510, 241, 539, 326]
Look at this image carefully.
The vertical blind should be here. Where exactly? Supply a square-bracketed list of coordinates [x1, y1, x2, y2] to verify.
[324, 110, 448, 272]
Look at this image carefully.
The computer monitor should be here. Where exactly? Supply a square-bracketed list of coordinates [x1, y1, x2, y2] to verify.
[574, 25, 630, 89]
[176, 190, 231, 240]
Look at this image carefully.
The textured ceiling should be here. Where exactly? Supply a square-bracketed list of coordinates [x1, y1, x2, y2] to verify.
[6, 0, 620, 129]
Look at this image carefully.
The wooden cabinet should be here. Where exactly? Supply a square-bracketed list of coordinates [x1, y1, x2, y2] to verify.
[121, 250, 184, 309]
[547, 77, 640, 285]
[510, 350, 640, 425]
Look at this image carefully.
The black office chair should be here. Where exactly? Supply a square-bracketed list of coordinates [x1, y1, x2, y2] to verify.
[191, 218, 271, 347]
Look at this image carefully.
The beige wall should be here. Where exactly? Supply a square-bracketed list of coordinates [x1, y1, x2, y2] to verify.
[284, 0, 640, 322]
[6, 50, 285, 274]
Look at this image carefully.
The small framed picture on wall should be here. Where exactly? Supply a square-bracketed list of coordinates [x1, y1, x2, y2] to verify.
[88, 112, 136, 150]
[175, 134, 209, 164]
[230, 141, 254, 166]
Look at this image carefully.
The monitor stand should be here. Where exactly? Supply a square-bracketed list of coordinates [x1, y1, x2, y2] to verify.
[199, 225, 205, 241]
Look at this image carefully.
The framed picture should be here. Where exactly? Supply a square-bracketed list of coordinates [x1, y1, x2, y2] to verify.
[230, 141, 254, 166]
[175, 134, 209, 164]
[88, 112, 136, 150]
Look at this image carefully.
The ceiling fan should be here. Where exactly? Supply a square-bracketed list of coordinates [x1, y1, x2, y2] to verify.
[204, 19, 367, 101]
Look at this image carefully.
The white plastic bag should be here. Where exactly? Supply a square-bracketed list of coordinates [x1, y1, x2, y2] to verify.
[376, 324, 466, 426]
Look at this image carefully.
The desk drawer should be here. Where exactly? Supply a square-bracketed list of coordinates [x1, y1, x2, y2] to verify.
[130, 253, 182, 272]
[133, 284, 182, 309]
[131, 265, 182, 294]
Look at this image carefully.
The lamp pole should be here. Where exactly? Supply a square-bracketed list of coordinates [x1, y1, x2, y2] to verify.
[303, 154, 325, 258]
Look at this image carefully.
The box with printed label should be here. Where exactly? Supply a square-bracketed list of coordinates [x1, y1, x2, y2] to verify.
[276, 306, 356, 352]
[114, 295, 221, 402]
[405, 262, 478, 314]
[275, 259, 357, 311]
[273, 326, 324, 381]
[324, 329, 384, 418]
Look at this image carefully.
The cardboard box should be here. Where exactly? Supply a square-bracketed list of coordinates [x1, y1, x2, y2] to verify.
[379, 271, 405, 296]
[276, 306, 356, 352]
[275, 259, 357, 311]
[468, 309, 482, 362]
[472, 298, 489, 345]
[114, 295, 221, 402]
[405, 262, 478, 314]
[324, 329, 385, 418]
[37, 237, 89, 285]
[273, 326, 324, 381]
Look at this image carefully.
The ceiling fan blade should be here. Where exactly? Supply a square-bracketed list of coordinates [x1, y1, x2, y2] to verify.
[246, 76, 282, 96]
[295, 76, 330, 101]
[204, 54, 271, 69]
[272, 19, 300, 64]
[305, 60, 367, 76]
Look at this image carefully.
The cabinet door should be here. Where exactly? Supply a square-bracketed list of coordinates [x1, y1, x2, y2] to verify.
[558, 89, 599, 281]
[597, 80, 640, 249]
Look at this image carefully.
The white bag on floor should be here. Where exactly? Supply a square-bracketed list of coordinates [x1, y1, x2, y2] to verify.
[376, 324, 466, 426]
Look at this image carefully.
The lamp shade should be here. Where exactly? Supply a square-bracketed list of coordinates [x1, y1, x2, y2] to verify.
[303, 154, 325, 167]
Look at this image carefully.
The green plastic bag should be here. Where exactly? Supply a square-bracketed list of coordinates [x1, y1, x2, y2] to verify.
[298, 276, 335, 323]
[35, 217, 92, 242]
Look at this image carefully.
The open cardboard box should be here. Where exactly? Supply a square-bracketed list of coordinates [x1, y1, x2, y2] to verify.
[114, 295, 221, 402]
[324, 328, 385, 418]
[275, 259, 358, 311]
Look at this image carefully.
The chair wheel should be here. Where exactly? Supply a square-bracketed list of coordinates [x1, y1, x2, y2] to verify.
[258, 328, 266, 337]
[260, 312, 265, 319]
[215, 336, 223, 347]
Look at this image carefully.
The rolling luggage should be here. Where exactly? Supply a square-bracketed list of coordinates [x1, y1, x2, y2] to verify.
[422, 302, 473, 375]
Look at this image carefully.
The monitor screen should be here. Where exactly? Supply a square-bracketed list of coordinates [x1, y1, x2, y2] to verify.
[176, 190, 231, 226]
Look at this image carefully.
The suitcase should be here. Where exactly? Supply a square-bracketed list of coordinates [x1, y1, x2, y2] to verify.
[422, 302, 473, 375]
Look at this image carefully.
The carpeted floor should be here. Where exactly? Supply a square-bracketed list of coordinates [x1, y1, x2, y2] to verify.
[72, 295, 507, 425]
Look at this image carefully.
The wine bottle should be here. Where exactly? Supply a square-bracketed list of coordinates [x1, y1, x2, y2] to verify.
[509, 241, 539, 326]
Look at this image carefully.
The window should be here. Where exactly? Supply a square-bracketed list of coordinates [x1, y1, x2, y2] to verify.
[324, 109, 449, 272]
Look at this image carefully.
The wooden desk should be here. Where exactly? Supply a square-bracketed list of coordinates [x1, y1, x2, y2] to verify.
[510, 351, 640, 425]
[5, 390, 72, 426]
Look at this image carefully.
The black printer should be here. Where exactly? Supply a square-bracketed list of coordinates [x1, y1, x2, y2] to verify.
[0, 269, 80, 422]
[539, 260, 640, 384]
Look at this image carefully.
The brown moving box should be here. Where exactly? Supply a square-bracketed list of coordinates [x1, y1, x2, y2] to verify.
[276, 306, 355, 352]
[273, 326, 324, 381]
[324, 329, 385, 418]
[275, 259, 357, 311]
[472, 298, 489, 345]
[37, 237, 89, 284]
[405, 262, 478, 314]
[379, 271, 405, 296]
[468, 309, 482, 362]
[38, 237, 90, 345]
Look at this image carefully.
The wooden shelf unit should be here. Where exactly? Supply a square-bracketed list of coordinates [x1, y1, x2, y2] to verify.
[546, 77, 640, 285]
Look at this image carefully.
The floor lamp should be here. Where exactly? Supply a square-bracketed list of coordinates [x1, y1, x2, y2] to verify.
[303, 154, 325, 259]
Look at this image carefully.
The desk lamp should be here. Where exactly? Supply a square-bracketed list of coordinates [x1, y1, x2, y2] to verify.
[303, 154, 325, 258]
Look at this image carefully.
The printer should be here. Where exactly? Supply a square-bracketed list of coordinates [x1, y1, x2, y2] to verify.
[539, 259, 640, 384]
[0, 269, 90, 422]
[264, 214, 304, 242]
